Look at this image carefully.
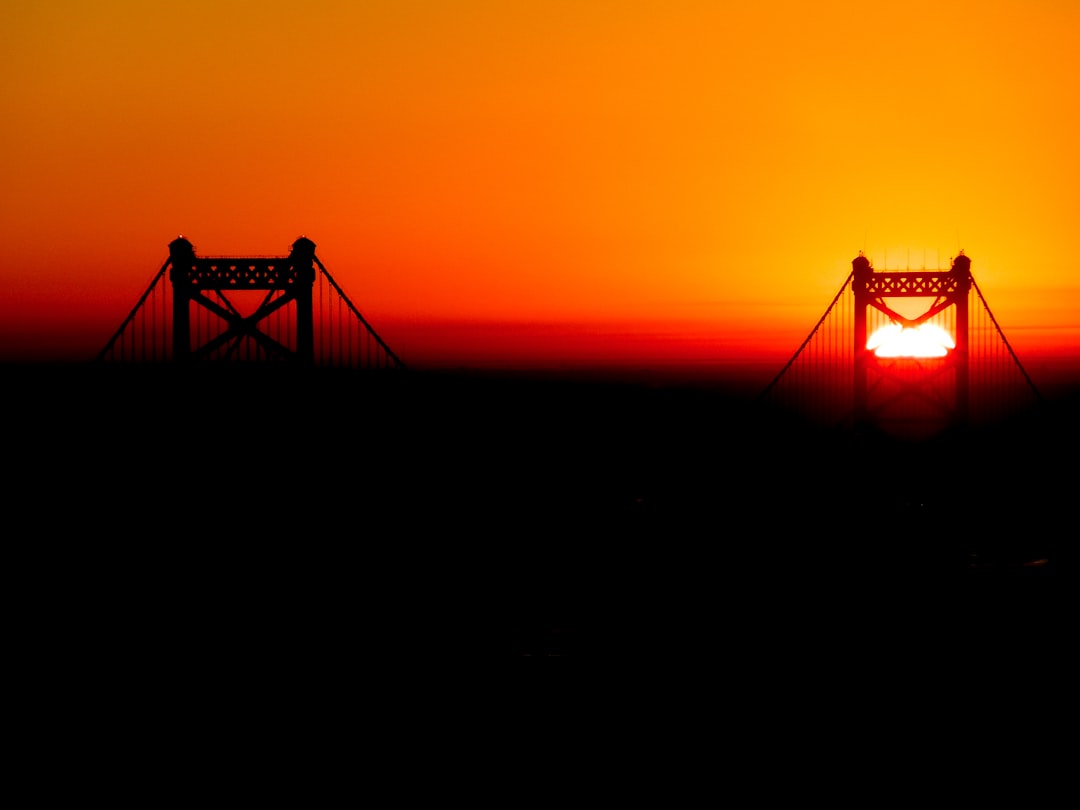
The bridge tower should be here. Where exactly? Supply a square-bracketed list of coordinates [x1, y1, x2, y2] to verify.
[98, 235, 404, 369]
[852, 251, 973, 433]
[759, 248, 1039, 435]
[168, 235, 317, 364]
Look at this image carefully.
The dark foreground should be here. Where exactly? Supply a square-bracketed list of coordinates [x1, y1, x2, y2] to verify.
[8, 362, 1072, 664]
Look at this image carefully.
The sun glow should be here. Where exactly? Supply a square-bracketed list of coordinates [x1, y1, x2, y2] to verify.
[867, 323, 955, 358]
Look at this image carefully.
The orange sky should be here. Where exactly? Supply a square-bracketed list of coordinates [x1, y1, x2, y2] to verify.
[2, 0, 1079, 386]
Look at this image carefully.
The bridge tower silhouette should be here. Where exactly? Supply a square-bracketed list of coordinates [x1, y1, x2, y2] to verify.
[97, 236, 405, 369]
[760, 251, 1041, 438]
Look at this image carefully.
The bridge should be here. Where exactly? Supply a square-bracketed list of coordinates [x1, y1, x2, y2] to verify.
[95, 238, 1042, 441]
[97, 236, 405, 370]
[758, 251, 1042, 439]
[46, 242, 1060, 657]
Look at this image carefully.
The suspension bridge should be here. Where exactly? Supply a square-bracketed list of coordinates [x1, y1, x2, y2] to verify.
[97, 235, 405, 370]
[758, 251, 1043, 438]
[96, 239, 1042, 440]
[49, 241, 1060, 659]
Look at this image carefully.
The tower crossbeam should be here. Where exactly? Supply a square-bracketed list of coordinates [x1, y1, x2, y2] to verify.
[858, 273, 964, 296]
[170, 259, 312, 290]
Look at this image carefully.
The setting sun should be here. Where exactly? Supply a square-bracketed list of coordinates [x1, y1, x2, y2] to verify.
[867, 323, 956, 358]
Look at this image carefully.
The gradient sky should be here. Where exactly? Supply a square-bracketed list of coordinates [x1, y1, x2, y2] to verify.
[2, 0, 1078, 385]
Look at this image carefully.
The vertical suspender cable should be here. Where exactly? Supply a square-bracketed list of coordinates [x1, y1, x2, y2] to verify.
[758, 271, 855, 405]
[97, 258, 171, 363]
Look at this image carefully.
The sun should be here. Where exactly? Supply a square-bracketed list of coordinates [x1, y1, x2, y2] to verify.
[867, 323, 955, 358]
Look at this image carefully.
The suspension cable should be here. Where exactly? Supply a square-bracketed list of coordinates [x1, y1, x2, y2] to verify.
[969, 275, 1043, 401]
[96, 258, 172, 361]
[312, 255, 407, 369]
[758, 270, 854, 401]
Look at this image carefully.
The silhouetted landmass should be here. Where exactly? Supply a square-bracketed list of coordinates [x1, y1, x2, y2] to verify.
[8, 361, 1071, 661]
